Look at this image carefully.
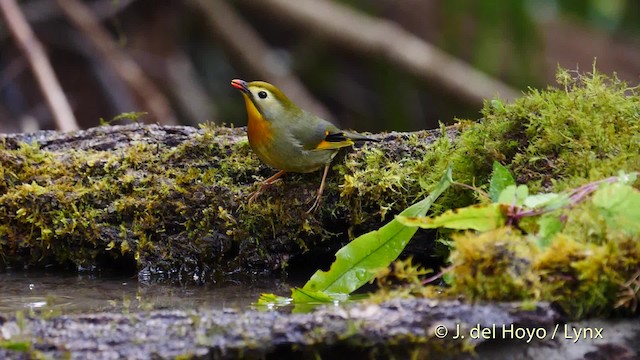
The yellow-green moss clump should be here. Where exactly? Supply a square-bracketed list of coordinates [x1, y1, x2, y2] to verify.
[447, 228, 540, 301]
[452, 68, 639, 192]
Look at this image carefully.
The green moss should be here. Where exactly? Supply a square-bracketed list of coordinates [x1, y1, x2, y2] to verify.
[0, 126, 258, 275]
[421, 68, 640, 202]
[533, 197, 640, 318]
[447, 227, 539, 301]
[480, 69, 639, 191]
[335, 125, 463, 230]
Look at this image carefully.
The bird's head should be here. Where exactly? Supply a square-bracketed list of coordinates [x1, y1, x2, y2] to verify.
[231, 79, 297, 122]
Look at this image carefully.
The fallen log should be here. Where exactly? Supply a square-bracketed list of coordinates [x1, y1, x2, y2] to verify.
[0, 124, 455, 280]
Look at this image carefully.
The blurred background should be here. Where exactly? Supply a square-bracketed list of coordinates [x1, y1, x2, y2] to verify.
[0, 0, 638, 134]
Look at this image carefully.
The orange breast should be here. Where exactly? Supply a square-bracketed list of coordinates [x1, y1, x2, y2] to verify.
[243, 94, 273, 148]
[242, 94, 278, 169]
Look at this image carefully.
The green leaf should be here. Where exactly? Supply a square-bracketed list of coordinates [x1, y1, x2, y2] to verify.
[616, 171, 638, 185]
[489, 162, 515, 202]
[442, 271, 454, 285]
[256, 293, 292, 307]
[592, 183, 640, 233]
[291, 288, 349, 303]
[535, 215, 563, 248]
[398, 203, 506, 231]
[490, 99, 505, 111]
[498, 184, 529, 206]
[0, 341, 31, 352]
[289, 289, 351, 313]
[257, 291, 349, 313]
[523, 192, 569, 210]
[523, 193, 559, 208]
[298, 166, 453, 296]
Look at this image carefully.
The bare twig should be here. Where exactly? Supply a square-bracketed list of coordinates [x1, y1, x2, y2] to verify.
[0, 0, 79, 131]
[188, 0, 334, 121]
[54, 0, 177, 125]
[240, 0, 522, 105]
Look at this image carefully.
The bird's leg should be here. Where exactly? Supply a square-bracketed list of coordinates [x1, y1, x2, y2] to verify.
[307, 163, 331, 213]
[248, 170, 286, 205]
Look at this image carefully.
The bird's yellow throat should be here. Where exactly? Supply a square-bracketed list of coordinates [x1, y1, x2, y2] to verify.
[241, 93, 273, 148]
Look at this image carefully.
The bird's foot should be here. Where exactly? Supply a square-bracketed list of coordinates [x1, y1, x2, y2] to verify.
[247, 177, 283, 205]
[306, 163, 330, 214]
[247, 189, 262, 205]
[306, 193, 322, 213]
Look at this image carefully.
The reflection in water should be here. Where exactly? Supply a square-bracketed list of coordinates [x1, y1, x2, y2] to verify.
[0, 271, 291, 315]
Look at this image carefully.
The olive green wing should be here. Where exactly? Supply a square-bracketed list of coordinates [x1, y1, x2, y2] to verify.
[286, 112, 345, 150]
[289, 111, 378, 151]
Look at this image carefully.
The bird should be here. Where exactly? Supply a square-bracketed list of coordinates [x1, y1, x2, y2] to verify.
[231, 79, 379, 212]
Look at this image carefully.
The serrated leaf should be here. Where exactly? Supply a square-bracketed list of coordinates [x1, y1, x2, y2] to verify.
[498, 184, 529, 206]
[535, 215, 563, 248]
[592, 183, 640, 233]
[299, 166, 453, 295]
[489, 162, 515, 202]
[398, 203, 506, 231]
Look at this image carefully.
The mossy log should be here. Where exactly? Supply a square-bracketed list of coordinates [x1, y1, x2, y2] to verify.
[1, 70, 639, 295]
[0, 124, 455, 279]
[0, 299, 563, 359]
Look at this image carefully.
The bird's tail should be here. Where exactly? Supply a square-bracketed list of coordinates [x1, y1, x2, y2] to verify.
[327, 131, 380, 143]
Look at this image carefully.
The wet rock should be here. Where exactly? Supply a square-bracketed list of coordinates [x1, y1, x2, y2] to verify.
[0, 299, 568, 359]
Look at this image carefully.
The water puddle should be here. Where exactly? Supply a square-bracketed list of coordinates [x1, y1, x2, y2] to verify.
[0, 271, 292, 315]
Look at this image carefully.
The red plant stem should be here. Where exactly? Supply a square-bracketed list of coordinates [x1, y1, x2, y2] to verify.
[422, 266, 452, 285]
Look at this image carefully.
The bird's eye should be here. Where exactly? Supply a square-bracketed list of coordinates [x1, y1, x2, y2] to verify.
[257, 91, 268, 99]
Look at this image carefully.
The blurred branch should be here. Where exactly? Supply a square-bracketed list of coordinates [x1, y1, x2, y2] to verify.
[54, 0, 177, 125]
[132, 48, 217, 125]
[188, 0, 335, 121]
[21, 0, 136, 23]
[240, 0, 522, 105]
[0, 0, 79, 131]
[0, 0, 137, 44]
[165, 51, 218, 125]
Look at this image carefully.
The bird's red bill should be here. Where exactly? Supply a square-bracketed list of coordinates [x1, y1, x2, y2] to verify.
[231, 79, 248, 92]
